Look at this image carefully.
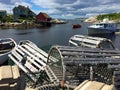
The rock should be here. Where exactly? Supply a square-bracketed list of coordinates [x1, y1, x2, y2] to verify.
[84, 16, 98, 23]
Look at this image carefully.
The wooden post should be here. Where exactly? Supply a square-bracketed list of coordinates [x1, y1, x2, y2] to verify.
[90, 65, 93, 81]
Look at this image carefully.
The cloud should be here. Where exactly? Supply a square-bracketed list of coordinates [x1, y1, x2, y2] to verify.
[0, 0, 19, 5]
[31, 0, 60, 8]
[31, 0, 120, 18]
[0, 0, 120, 18]
[0, 0, 32, 13]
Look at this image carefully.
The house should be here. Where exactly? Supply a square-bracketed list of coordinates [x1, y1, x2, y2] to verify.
[0, 10, 7, 18]
[35, 12, 51, 22]
[35, 12, 52, 27]
[13, 5, 36, 21]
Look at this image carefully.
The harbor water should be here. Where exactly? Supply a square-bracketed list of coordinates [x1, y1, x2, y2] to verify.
[0, 19, 120, 52]
[1, 19, 120, 90]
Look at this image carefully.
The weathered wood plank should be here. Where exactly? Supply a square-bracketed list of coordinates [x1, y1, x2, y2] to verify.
[58, 46, 120, 53]
[11, 50, 23, 62]
[63, 57, 120, 64]
[22, 44, 47, 63]
[61, 51, 120, 57]
[25, 42, 58, 63]
[8, 54, 28, 73]
[18, 45, 46, 66]
[108, 65, 120, 68]
[25, 61, 39, 72]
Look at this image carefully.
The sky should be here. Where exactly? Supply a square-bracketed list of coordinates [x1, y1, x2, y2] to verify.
[0, 0, 120, 19]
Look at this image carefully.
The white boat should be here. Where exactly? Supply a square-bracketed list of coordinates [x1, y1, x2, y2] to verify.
[88, 18, 119, 35]
[0, 38, 16, 64]
[69, 35, 115, 49]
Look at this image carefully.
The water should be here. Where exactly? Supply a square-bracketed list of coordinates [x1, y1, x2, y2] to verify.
[0, 20, 120, 51]
[1, 20, 120, 89]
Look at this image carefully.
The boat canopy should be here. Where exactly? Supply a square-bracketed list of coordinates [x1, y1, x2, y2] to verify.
[69, 35, 115, 49]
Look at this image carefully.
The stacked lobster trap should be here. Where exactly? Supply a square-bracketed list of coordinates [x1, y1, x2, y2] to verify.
[8, 35, 120, 90]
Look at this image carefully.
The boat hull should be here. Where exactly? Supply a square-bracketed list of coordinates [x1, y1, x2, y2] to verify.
[88, 28, 115, 35]
[72, 24, 81, 29]
[0, 38, 17, 65]
[0, 53, 9, 64]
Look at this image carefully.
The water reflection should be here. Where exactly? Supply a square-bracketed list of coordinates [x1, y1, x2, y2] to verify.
[37, 27, 50, 32]
[16, 32, 32, 35]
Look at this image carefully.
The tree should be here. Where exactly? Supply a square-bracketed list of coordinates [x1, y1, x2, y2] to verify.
[1, 15, 13, 22]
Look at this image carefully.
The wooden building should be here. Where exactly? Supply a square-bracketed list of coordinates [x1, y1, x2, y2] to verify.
[35, 12, 52, 27]
[0, 10, 7, 18]
[13, 5, 36, 21]
[35, 12, 51, 22]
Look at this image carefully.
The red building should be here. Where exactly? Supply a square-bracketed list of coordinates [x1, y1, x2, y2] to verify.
[35, 12, 51, 22]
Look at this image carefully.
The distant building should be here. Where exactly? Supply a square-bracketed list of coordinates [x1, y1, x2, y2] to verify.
[0, 10, 7, 18]
[35, 12, 52, 27]
[13, 5, 36, 21]
[35, 12, 51, 22]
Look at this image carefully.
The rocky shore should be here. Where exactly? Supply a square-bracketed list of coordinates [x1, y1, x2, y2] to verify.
[84, 16, 120, 23]
[0, 22, 45, 29]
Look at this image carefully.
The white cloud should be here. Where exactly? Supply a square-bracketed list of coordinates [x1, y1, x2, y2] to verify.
[1, 0, 120, 18]
[31, 0, 61, 9]
[0, 0, 32, 14]
[0, 3, 12, 13]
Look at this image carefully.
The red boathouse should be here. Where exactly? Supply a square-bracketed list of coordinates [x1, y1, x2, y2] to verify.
[35, 12, 52, 27]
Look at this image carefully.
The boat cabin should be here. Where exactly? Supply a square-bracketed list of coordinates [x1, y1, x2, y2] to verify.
[69, 35, 115, 49]
[89, 23, 117, 30]
[87, 18, 119, 35]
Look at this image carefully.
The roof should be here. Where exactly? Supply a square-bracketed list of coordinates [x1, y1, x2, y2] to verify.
[13, 5, 36, 15]
[38, 12, 51, 18]
[0, 10, 6, 12]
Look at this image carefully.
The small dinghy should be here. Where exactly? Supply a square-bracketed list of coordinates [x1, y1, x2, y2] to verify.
[0, 38, 16, 65]
[72, 24, 81, 29]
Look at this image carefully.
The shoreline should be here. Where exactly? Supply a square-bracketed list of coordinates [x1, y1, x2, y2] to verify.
[0, 22, 50, 29]
[84, 16, 120, 23]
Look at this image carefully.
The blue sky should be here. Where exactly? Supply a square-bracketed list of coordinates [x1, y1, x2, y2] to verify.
[0, 0, 120, 19]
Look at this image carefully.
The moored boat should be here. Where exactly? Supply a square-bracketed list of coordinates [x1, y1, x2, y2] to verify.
[72, 24, 81, 29]
[0, 38, 16, 64]
[88, 18, 119, 35]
